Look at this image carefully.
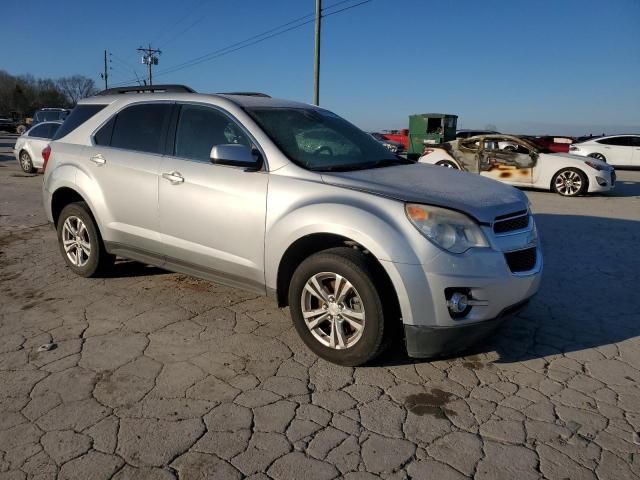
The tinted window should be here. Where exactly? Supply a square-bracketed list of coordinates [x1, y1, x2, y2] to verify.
[28, 124, 50, 138]
[94, 117, 115, 146]
[597, 136, 632, 146]
[632, 136, 640, 147]
[174, 104, 252, 162]
[53, 105, 106, 140]
[110, 103, 172, 154]
[45, 123, 60, 138]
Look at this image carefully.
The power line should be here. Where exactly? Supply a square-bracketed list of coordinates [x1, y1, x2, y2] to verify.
[152, 0, 208, 46]
[110, 0, 371, 87]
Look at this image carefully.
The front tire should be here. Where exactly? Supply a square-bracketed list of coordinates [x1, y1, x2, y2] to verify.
[19, 151, 36, 173]
[552, 168, 588, 197]
[288, 247, 387, 366]
[57, 202, 115, 277]
[588, 152, 606, 162]
[16, 125, 26, 135]
[436, 160, 459, 169]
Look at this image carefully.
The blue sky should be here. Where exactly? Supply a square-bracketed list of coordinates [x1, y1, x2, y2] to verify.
[3, 0, 639, 135]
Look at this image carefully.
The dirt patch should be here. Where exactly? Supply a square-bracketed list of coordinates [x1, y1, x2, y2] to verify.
[168, 274, 213, 292]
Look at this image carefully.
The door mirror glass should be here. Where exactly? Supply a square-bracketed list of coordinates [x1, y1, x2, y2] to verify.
[210, 144, 258, 168]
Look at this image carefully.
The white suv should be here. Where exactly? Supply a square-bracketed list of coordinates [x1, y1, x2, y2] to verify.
[42, 85, 542, 366]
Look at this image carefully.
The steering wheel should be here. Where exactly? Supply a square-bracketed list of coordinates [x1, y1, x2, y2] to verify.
[314, 146, 333, 156]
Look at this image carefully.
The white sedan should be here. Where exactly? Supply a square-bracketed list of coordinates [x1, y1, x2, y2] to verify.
[569, 134, 640, 166]
[13, 121, 62, 173]
[419, 134, 616, 197]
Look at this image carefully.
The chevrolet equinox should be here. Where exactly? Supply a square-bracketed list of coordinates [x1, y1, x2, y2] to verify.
[42, 85, 542, 366]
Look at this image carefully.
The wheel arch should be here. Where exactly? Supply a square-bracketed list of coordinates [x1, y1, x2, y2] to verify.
[51, 187, 91, 227]
[274, 232, 402, 324]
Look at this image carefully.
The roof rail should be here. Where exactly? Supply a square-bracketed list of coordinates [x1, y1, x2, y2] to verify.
[95, 85, 196, 96]
[217, 92, 271, 98]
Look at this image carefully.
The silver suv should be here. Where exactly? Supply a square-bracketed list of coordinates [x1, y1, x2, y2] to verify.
[42, 85, 542, 366]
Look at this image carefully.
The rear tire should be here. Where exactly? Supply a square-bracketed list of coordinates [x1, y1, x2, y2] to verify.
[57, 202, 115, 277]
[551, 168, 588, 197]
[288, 247, 387, 366]
[19, 151, 36, 173]
[16, 125, 26, 135]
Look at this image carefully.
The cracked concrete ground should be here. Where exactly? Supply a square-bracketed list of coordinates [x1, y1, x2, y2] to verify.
[1, 133, 640, 479]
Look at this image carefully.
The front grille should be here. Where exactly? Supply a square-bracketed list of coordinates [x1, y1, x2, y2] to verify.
[504, 247, 537, 273]
[493, 213, 529, 234]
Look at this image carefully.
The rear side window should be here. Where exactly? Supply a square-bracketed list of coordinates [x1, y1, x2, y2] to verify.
[109, 103, 173, 154]
[53, 105, 106, 140]
[28, 124, 50, 138]
[597, 136, 632, 146]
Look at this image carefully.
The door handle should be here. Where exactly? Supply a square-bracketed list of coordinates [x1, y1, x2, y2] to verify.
[89, 154, 106, 165]
[162, 171, 184, 184]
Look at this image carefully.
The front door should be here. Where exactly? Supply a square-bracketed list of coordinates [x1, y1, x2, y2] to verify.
[478, 138, 534, 186]
[158, 103, 268, 293]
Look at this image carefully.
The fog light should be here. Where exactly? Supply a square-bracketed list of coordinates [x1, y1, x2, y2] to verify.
[596, 176, 607, 186]
[447, 292, 469, 314]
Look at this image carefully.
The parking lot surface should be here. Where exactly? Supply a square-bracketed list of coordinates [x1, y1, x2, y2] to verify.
[1, 132, 639, 480]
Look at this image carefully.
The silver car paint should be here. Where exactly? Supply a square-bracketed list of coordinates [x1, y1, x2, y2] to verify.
[43, 92, 541, 331]
[13, 121, 63, 168]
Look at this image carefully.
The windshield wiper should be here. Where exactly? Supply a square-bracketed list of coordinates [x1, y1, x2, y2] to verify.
[359, 158, 413, 169]
[309, 158, 413, 172]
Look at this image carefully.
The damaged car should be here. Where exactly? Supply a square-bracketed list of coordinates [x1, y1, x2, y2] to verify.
[419, 134, 616, 197]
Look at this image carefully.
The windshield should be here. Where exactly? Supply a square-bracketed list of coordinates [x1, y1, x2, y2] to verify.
[246, 107, 407, 171]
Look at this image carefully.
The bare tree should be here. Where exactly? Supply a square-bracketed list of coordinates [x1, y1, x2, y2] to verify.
[57, 75, 97, 105]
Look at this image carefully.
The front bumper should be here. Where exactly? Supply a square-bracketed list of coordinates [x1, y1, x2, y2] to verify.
[404, 299, 529, 358]
[587, 168, 615, 192]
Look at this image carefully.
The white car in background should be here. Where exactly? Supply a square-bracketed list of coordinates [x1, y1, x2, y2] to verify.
[569, 134, 640, 166]
[419, 134, 615, 197]
[13, 121, 62, 173]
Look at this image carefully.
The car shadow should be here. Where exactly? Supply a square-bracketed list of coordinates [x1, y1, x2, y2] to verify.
[100, 259, 168, 278]
[372, 213, 640, 367]
[602, 179, 640, 197]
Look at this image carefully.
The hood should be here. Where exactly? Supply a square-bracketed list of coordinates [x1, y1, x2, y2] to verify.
[321, 163, 528, 224]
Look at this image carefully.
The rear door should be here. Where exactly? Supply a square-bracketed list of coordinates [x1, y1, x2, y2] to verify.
[596, 137, 633, 165]
[158, 103, 268, 292]
[88, 102, 173, 255]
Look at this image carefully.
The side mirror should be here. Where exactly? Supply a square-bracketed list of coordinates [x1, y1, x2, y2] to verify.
[210, 144, 258, 169]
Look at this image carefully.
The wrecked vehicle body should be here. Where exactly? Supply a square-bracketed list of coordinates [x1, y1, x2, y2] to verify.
[419, 134, 616, 197]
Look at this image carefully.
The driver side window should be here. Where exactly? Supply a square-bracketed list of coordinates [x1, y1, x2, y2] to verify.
[174, 105, 252, 162]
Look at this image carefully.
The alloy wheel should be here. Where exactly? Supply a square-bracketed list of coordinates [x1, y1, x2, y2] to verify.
[300, 272, 365, 349]
[61, 216, 91, 267]
[554, 170, 583, 196]
[20, 152, 32, 172]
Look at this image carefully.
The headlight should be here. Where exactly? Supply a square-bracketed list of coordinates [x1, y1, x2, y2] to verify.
[405, 204, 489, 253]
[584, 160, 604, 171]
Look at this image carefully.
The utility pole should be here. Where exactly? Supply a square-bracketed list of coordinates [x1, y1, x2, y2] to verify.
[100, 49, 110, 89]
[138, 44, 161, 86]
[313, 0, 322, 106]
